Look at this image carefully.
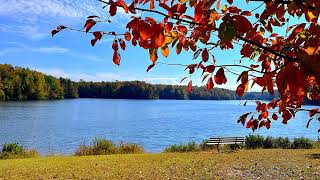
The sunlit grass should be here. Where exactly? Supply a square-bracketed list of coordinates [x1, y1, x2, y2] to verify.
[0, 149, 319, 179]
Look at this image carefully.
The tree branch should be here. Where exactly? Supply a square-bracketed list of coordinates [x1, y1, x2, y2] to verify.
[97, 0, 300, 63]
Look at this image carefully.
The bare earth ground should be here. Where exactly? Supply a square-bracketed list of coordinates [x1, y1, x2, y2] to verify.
[0, 149, 319, 179]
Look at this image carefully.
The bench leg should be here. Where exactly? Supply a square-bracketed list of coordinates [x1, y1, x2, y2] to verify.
[217, 145, 220, 153]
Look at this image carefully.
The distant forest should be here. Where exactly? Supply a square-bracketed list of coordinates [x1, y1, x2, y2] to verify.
[0, 64, 318, 105]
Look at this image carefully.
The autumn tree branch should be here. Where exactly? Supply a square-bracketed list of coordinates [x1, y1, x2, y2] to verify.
[97, 0, 300, 63]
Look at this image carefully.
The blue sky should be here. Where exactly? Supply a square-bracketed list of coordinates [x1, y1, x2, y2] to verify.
[0, 0, 265, 90]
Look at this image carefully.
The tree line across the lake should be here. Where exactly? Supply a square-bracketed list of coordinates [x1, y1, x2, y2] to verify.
[0, 64, 318, 105]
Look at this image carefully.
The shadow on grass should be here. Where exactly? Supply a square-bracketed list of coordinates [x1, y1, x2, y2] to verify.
[308, 154, 320, 159]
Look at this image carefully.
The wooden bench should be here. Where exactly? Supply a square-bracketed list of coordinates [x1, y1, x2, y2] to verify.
[206, 136, 245, 152]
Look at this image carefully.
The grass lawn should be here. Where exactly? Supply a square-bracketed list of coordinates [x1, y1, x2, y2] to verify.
[0, 149, 319, 179]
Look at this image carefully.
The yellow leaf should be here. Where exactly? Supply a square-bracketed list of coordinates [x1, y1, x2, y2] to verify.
[164, 35, 172, 44]
[307, 11, 316, 21]
[161, 45, 170, 58]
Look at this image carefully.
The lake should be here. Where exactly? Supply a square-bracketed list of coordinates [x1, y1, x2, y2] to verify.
[0, 99, 318, 155]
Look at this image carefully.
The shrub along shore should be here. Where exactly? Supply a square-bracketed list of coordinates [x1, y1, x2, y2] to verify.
[1, 135, 319, 159]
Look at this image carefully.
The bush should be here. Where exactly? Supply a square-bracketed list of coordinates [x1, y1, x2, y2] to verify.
[116, 142, 144, 154]
[199, 140, 216, 151]
[0, 143, 39, 159]
[274, 137, 291, 149]
[245, 135, 265, 149]
[291, 137, 315, 149]
[75, 138, 144, 156]
[164, 141, 199, 153]
[263, 136, 275, 149]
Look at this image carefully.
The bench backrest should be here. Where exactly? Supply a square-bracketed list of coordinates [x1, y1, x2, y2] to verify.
[206, 137, 245, 145]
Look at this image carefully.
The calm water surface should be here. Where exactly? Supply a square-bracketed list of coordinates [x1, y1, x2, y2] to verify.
[0, 99, 318, 155]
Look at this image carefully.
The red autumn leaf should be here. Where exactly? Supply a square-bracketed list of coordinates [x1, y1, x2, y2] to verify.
[241, 11, 252, 16]
[246, 117, 253, 128]
[113, 51, 121, 65]
[146, 63, 155, 72]
[202, 48, 209, 62]
[109, 3, 117, 16]
[91, 39, 98, 46]
[51, 25, 66, 36]
[84, 19, 96, 32]
[194, 1, 204, 22]
[187, 80, 192, 93]
[233, 15, 252, 34]
[227, 0, 233, 4]
[282, 110, 292, 124]
[214, 68, 227, 85]
[93, 31, 103, 40]
[250, 64, 259, 69]
[276, 62, 308, 103]
[119, 38, 126, 50]
[309, 108, 319, 117]
[112, 40, 119, 51]
[177, 25, 187, 35]
[185, 64, 197, 74]
[240, 44, 252, 57]
[180, 77, 187, 83]
[236, 84, 245, 96]
[207, 77, 214, 90]
[272, 113, 278, 120]
[265, 121, 271, 129]
[204, 65, 215, 73]
[165, 22, 173, 33]
[237, 113, 250, 126]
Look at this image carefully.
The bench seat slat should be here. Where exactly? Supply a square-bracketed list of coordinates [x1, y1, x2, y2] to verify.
[206, 142, 244, 145]
[206, 136, 245, 145]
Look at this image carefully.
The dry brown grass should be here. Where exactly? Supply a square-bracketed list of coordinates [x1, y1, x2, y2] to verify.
[0, 149, 319, 179]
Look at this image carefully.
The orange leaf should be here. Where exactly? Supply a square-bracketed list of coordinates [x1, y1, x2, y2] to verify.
[149, 48, 158, 63]
[117, 0, 128, 13]
[160, 45, 169, 57]
[150, 0, 155, 9]
[216, 0, 221, 9]
[124, 32, 131, 41]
